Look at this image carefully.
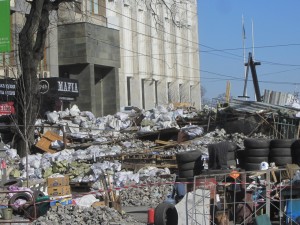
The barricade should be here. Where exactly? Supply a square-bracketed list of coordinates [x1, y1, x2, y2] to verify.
[189, 169, 300, 225]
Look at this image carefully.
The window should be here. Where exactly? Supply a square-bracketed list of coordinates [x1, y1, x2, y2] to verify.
[127, 77, 131, 106]
[89, 0, 106, 16]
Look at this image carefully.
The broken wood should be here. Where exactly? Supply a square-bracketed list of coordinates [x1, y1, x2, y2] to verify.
[35, 131, 63, 153]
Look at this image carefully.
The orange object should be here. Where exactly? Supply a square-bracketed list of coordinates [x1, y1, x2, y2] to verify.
[147, 208, 155, 224]
[230, 170, 240, 179]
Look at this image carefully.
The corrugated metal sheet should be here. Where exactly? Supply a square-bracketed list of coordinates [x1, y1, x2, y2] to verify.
[225, 99, 300, 115]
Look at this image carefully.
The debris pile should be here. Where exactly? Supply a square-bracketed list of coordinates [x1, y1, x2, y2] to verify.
[32, 205, 145, 225]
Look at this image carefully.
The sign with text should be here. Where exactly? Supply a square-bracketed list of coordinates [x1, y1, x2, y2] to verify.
[0, 101, 15, 115]
[0, 79, 16, 101]
[39, 77, 79, 99]
[0, 0, 11, 52]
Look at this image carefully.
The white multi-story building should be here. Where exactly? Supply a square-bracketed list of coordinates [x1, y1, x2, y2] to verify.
[105, 0, 201, 109]
[1, 0, 201, 116]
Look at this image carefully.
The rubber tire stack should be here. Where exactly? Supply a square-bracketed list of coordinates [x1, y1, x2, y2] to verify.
[292, 140, 300, 165]
[243, 138, 270, 171]
[269, 139, 293, 167]
[176, 150, 203, 179]
[227, 143, 237, 168]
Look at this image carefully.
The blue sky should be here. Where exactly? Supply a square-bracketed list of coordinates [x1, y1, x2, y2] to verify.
[198, 1, 300, 101]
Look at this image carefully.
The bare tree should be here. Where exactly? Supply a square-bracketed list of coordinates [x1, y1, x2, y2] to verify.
[16, 0, 73, 158]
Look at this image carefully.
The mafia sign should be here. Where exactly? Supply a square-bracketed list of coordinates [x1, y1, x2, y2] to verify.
[39, 78, 79, 99]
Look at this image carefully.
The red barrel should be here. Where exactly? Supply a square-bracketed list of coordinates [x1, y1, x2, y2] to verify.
[147, 208, 155, 224]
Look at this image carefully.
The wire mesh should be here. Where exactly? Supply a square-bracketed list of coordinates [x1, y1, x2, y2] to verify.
[188, 169, 300, 225]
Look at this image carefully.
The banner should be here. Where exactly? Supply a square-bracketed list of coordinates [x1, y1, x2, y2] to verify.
[0, 0, 11, 52]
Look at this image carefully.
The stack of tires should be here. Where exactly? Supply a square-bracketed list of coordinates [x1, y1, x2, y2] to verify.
[292, 140, 300, 165]
[176, 150, 203, 179]
[269, 139, 293, 167]
[227, 142, 237, 168]
[243, 138, 270, 171]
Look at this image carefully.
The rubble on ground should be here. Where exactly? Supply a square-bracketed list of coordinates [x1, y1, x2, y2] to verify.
[0, 103, 282, 223]
[32, 205, 145, 225]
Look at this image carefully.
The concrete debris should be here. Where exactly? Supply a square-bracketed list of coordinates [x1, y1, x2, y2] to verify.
[0, 104, 280, 223]
[120, 175, 175, 207]
[32, 205, 145, 225]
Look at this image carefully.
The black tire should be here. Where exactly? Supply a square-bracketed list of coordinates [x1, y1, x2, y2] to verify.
[178, 169, 195, 178]
[227, 151, 235, 160]
[245, 148, 269, 157]
[269, 148, 292, 157]
[244, 163, 261, 171]
[216, 141, 237, 152]
[293, 148, 300, 156]
[292, 140, 300, 149]
[9, 192, 33, 212]
[178, 160, 203, 171]
[245, 157, 268, 163]
[269, 157, 292, 166]
[154, 202, 178, 225]
[270, 139, 294, 148]
[176, 150, 202, 163]
[244, 138, 270, 149]
[293, 155, 300, 165]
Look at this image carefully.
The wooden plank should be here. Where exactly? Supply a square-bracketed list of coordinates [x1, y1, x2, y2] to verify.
[35, 131, 62, 153]
[155, 140, 177, 145]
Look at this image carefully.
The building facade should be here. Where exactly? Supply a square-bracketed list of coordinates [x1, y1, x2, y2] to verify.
[1, 0, 201, 116]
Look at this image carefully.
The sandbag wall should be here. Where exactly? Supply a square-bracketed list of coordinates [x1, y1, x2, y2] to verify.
[240, 138, 300, 171]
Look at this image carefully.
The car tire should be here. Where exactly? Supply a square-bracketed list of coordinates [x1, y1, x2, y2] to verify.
[178, 160, 203, 171]
[270, 139, 294, 148]
[176, 150, 202, 163]
[9, 192, 33, 212]
[269, 157, 292, 166]
[244, 139, 270, 149]
[154, 202, 178, 225]
[244, 163, 261, 171]
[245, 148, 269, 157]
[178, 169, 195, 178]
[246, 157, 269, 164]
[269, 148, 292, 157]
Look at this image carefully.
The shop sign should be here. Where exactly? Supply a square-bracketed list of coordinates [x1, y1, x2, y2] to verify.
[0, 0, 11, 52]
[0, 101, 15, 115]
[39, 77, 79, 98]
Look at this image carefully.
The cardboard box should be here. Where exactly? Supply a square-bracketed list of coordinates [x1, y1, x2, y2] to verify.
[50, 197, 72, 207]
[47, 176, 69, 187]
[47, 185, 71, 196]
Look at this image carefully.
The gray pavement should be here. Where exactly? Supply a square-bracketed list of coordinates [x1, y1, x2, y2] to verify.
[123, 206, 150, 224]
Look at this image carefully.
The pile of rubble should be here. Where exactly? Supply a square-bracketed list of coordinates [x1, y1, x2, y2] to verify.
[0, 104, 278, 224]
[33, 205, 145, 225]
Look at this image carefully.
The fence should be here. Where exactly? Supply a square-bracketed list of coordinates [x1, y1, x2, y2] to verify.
[183, 169, 300, 225]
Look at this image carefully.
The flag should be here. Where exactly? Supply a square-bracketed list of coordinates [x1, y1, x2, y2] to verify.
[242, 15, 246, 39]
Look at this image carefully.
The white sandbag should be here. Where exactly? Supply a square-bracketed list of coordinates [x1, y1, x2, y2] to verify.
[70, 105, 80, 117]
[46, 111, 59, 124]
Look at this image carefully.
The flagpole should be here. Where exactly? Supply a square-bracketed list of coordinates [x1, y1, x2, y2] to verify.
[242, 15, 247, 97]
[252, 19, 255, 61]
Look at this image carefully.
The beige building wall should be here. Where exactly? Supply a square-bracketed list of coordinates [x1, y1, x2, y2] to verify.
[106, 0, 201, 110]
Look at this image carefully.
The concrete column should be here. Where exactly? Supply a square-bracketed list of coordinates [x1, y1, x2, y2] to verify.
[72, 63, 96, 113]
